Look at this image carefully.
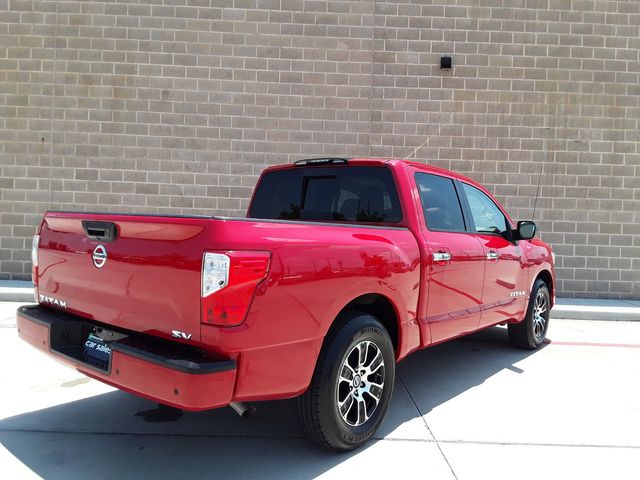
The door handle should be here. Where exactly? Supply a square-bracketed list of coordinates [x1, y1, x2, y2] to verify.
[433, 251, 452, 262]
[486, 250, 499, 260]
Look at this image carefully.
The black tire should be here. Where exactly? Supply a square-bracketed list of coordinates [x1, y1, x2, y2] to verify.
[508, 279, 551, 349]
[295, 311, 395, 451]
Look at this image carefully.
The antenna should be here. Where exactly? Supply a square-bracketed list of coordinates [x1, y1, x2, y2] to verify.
[407, 137, 430, 161]
[531, 155, 545, 221]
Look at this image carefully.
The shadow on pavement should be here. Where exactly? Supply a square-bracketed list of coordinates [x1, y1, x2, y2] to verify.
[0, 326, 544, 479]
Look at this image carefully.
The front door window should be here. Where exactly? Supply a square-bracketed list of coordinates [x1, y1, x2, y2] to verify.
[461, 183, 508, 236]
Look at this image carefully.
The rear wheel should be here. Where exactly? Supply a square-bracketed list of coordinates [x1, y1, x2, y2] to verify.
[295, 312, 395, 450]
[508, 279, 550, 349]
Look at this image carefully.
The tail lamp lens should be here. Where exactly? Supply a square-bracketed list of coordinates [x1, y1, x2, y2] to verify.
[202, 253, 230, 297]
[31, 234, 40, 302]
[202, 251, 271, 327]
[31, 234, 39, 269]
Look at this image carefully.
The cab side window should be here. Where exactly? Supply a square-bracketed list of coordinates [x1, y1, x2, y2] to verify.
[461, 183, 508, 235]
[415, 173, 466, 232]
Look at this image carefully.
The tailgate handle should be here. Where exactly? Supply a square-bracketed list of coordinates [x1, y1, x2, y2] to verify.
[82, 221, 118, 242]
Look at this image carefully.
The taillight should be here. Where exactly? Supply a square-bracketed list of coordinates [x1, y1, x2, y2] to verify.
[31, 235, 39, 271]
[201, 251, 271, 327]
[31, 233, 40, 302]
[32, 220, 44, 302]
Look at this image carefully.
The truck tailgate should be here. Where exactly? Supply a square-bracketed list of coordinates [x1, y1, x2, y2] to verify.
[37, 212, 212, 343]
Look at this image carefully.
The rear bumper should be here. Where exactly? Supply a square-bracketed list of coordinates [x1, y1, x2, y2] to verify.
[17, 305, 237, 411]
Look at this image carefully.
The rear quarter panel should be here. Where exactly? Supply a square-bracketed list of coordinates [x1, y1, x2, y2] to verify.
[200, 218, 421, 400]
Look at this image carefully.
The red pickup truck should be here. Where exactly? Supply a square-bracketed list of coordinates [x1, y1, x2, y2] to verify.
[18, 158, 555, 450]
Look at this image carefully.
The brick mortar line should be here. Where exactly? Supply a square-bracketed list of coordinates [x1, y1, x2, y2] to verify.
[367, 0, 375, 157]
[47, 0, 59, 209]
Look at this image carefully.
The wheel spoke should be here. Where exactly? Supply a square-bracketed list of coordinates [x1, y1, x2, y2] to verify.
[367, 376, 384, 389]
[364, 383, 383, 402]
[357, 397, 367, 425]
[339, 392, 354, 414]
[357, 341, 368, 366]
[340, 364, 355, 382]
[365, 349, 382, 375]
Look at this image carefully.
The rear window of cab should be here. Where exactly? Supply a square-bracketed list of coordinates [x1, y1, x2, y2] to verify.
[249, 166, 403, 224]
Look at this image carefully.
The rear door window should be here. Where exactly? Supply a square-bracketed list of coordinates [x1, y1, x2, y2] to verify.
[415, 173, 466, 232]
[249, 166, 402, 224]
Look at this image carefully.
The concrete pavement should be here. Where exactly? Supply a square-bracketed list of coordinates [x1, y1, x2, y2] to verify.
[1, 300, 639, 479]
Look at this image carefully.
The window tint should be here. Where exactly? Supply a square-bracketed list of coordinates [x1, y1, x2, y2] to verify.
[461, 183, 508, 235]
[415, 173, 466, 232]
[302, 177, 338, 220]
[249, 166, 402, 224]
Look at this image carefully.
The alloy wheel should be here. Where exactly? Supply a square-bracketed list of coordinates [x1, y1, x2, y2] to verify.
[336, 340, 385, 427]
[532, 290, 548, 342]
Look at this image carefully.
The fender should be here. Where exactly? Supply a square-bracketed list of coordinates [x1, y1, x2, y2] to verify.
[528, 263, 556, 308]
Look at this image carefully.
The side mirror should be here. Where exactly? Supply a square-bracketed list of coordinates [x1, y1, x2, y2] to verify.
[516, 221, 537, 240]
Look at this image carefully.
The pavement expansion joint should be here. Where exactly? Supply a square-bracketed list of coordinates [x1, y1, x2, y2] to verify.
[396, 371, 460, 480]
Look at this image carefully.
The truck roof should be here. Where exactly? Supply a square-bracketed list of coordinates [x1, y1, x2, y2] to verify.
[262, 157, 486, 192]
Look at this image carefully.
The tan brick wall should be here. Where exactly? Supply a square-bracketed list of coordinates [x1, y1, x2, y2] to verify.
[1, 0, 639, 298]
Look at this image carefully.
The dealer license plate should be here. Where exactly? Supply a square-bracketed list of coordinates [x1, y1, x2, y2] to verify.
[83, 332, 112, 365]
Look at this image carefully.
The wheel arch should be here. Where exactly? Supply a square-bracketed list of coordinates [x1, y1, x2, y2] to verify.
[534, 269, 554, 307]
[327, 293, 400, 357]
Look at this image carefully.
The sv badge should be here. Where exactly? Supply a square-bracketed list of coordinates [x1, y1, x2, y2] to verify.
[171, 330, 192, 340]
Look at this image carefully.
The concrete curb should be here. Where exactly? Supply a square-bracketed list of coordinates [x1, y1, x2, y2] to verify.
[550, 298, 640, 322]
[1, 280, 639, 321]
[0, 281, 34, 302]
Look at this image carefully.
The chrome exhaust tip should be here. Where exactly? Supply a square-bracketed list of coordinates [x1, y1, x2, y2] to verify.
[229, 402, 256, 418]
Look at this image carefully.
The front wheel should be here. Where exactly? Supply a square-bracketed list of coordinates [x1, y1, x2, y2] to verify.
[295, 312, 395, 450]
[508, 279, 550, 349]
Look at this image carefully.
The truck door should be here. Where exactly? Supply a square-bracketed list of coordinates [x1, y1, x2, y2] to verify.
[459, 182, 528, 328]
[414, 173, 486, 344]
